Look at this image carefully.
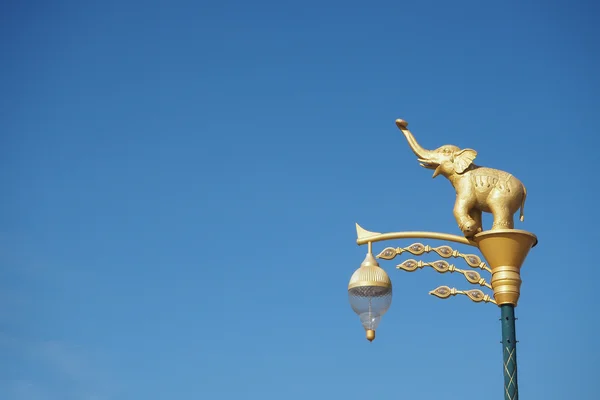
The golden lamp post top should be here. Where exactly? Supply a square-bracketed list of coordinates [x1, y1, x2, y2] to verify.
[348, 118, 538, 342]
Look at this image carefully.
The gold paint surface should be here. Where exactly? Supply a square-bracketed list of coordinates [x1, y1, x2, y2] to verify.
[348, 252, 392, 291]
[376, 242, 490, 273]
[429, 286, 496, 305]
[396, 119, 529, 238]
[396, 259, 492, 289]
[366, 329, 375, 342]
[356, 223, 476, 247]
[473, 230, 537, 306]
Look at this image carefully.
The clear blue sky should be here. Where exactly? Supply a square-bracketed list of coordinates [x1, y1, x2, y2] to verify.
[1, 0, 598, 399]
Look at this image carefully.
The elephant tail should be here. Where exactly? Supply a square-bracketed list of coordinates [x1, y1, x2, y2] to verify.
[519, 185, 527, 222]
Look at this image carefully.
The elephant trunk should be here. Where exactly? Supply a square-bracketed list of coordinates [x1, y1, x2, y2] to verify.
[400, 127, 435, 160]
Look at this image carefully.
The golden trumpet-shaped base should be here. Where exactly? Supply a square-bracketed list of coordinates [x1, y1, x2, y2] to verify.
[473, 229, 537, 306]
[366, 329, 375, 342]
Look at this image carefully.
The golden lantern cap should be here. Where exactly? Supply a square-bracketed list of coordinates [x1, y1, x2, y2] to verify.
[348, 253, 392, 291]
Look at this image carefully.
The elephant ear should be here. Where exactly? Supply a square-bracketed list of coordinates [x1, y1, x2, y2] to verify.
[453, 149, 477, 174]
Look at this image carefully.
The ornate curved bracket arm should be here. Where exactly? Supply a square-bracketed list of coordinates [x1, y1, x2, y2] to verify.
[397, 259, 492, 289]
[430, 286, 497, 305]
[376, 243, 491, 274]
[355, 223, 477, 247]
[355, 223, 496, 305]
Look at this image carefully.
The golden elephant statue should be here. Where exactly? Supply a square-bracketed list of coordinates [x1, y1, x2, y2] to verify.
[396, 119, 527, 237]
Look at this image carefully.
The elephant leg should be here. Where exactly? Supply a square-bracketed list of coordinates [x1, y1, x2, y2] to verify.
[488, 189, 516, 230]
[489, 204, 514, 230]
[468, 209, 483, 233]
[454, 199, 477, 236]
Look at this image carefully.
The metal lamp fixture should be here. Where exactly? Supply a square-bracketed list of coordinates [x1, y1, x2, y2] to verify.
[346, 117, 538, 400]
[348, 246, 392, 342]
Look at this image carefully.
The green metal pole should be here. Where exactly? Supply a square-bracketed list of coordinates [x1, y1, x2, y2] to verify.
[501, 304, 519, 400]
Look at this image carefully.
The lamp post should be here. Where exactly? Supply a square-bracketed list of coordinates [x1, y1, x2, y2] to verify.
[348, 119, 537, 400]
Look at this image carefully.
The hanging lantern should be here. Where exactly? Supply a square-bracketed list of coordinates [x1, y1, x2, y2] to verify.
[348, 252, 392, 342]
